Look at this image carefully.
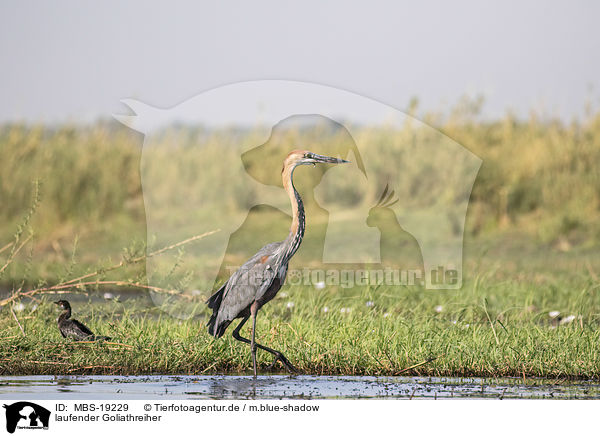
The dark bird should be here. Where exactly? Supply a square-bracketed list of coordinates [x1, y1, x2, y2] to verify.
[207, 150, 349, 376]
[54, 300, 110, 341]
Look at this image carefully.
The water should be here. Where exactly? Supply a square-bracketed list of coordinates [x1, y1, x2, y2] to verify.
[1, 375, 598, 399]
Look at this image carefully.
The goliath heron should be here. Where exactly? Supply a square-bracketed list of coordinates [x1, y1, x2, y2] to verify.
[54, 300, 110, 341]
[207, 150, 349, 376]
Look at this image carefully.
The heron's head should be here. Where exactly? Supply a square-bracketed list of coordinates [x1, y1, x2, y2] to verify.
[53, 300, 71, 310]
[284, 150, 350, 169]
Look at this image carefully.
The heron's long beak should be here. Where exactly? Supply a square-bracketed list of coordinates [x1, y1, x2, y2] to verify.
[311, 153, 350, 164]
[53, 301, 60, 305]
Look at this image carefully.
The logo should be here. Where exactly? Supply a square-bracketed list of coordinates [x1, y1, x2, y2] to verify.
[3, 402, 50, 433]
[115, 80, 481, 318]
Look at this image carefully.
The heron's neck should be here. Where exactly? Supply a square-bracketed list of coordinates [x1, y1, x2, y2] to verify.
[282, 164, 305, 258]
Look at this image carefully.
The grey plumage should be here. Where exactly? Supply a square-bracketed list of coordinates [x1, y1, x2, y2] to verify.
[208, 241, 285, 337]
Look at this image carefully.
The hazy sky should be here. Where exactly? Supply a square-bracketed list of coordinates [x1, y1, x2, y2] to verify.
[1, 1, 599, 123]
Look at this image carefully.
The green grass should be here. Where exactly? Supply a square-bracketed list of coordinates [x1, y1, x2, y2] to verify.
[1, 250, 599, 378]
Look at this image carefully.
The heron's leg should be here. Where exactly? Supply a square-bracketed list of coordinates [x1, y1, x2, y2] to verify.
[264, 348, 298, 373]
[231, 312, 258, 376]
[231, 313, 298, 374]
[231, 316, 255, 375]
[250, 302, 259, 377]
[232, 315, 250, 340]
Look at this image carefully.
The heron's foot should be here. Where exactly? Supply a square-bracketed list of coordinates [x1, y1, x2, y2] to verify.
[267, 352, 298, 374]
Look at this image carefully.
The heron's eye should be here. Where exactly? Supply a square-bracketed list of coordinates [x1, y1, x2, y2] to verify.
[305, 153, 313, 159]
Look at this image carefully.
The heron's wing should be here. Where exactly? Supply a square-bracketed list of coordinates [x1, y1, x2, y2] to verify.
[215, 241, 283, 326]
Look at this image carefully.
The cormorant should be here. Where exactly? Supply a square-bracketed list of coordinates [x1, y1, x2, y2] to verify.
[54, 300, 110, 341]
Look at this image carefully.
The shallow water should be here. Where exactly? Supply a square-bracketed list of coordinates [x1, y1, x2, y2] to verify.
[1, 375, 598, 400]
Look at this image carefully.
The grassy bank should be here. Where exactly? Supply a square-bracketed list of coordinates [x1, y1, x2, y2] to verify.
[1, 246, 599, 378]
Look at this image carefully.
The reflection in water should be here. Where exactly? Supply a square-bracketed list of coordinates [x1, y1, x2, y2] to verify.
[54, 376, 85, 394]
[206, 377, 280, 400]
[1, 375, 599, 400]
